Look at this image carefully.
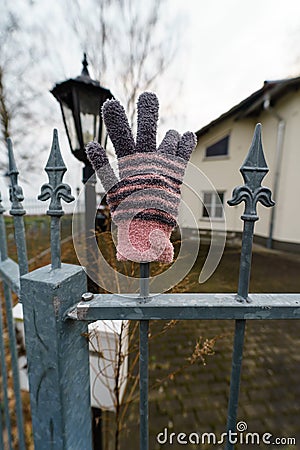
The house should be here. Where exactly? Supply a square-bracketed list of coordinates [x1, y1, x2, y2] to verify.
[180, 76, 300, 252]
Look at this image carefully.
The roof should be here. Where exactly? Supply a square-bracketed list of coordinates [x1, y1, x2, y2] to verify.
[196, 76, 300, 138]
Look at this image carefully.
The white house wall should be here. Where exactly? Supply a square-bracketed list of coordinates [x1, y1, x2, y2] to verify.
[180, 117, 257, 234]
[180, 89, 300, 246]
[255, 91, 300, 245]
[262, 90, 300, 244]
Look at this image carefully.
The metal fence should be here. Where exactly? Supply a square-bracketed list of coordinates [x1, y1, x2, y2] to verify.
[0, 125, 299, 450]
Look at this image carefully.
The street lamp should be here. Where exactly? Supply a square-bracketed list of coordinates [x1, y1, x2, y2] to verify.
[51, 52, 113, 219]
[51, 53, 113, 181]
[51, 54, 114, 290]
[51, 55, 115, 446]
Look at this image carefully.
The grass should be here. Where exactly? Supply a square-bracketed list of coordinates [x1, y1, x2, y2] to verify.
[4, 214, 73, 263]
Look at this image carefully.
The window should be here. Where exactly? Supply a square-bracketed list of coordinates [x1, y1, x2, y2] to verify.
[205, 135, 229, 158]
[202, 191, 225, 219]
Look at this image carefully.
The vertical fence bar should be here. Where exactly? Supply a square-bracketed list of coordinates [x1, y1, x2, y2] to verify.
[139, 262, 150, 450]
[0, 363, 6, 450]
[0, 192, 11, 449]
[237, 221, 255, 300]
[0, 186, 26, 450]
[225, 124, 274, 449]
[140, 262, 150, 299]
[0, 193, 8, 263]
[7, 138, 28, 276]
[139, 320, 149, 450]
[0, 293, 13, 450]
[3, 278, 26, 450]
[226, 220, 254, 443]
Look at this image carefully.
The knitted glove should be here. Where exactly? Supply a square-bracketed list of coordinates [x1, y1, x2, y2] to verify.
[86, 92, 196, 263]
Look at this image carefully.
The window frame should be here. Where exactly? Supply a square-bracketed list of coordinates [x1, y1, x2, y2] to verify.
[204, 135, 230, 159]
[202, 191, 225, 221]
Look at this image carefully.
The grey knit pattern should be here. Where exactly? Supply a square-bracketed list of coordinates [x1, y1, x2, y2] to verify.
[86, 91, 197, 228]
[102, 99, 135, 158]
[86, 141, 118, 192]
[136, 92, 159, 153]
[157, 129, 181, 155]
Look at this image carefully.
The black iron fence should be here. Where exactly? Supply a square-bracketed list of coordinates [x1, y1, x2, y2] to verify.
[0, 126, 299, 450]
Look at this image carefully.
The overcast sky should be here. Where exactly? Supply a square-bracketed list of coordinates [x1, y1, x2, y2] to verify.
[167, 0, 300, 132]
[2, 0, 300, 200]
[45, 0, 300, 130]
[62, 0, 300, 198]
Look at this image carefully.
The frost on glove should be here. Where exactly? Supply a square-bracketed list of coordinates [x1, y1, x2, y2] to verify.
[86, 92, 196, 263]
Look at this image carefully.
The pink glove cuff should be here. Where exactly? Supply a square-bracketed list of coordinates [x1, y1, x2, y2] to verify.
[116, 219, 174, 263]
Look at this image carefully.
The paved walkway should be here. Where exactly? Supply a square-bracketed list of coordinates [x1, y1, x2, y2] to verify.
[117, 318, 300, 449]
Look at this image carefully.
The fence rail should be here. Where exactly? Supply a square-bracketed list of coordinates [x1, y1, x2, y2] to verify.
[68, 293, 300, 321]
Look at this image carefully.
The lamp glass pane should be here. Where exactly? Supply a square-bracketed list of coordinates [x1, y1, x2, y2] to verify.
[80, 112, 99, 145]
[62, 104, 80, 151]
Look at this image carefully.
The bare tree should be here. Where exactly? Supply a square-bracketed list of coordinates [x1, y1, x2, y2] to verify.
[0, 0, 183, 183]
[0, 2, 49, 176]
[61, 0, 180, 125]
[0, 10, 19, 144]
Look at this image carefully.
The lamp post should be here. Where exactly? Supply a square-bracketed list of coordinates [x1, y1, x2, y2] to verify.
[51, 54, 114, 289]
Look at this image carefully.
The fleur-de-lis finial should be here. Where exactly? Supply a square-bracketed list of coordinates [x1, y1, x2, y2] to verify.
[7, 138, 28, 275]
[228, 123, 275, 220]
[228, 123, 275, 303]
[38, 129, 74, 216]
[7, 138, 25, 216]
[38, 129, 74, 269]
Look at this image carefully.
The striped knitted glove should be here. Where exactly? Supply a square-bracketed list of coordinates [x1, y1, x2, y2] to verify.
[86, 92, 196, 263]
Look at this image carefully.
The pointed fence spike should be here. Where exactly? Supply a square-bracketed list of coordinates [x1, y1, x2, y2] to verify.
[225, 123, 275, 450]
[7, 138, 25, 212]
[38, 129, 75, 269]
[228, 123, 275, 301]
[241, 123, 267, 170]
[39, 129, 74, 216]
[45, 128, 67, 173]
[228, 124, 274, 222]
[6, 139, 28, 277]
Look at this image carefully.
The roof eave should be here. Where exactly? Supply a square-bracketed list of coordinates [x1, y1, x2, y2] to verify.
[195, 76, 300, 139]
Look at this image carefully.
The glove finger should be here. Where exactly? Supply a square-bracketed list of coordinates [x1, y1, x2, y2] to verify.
[136, 92, 159, 153]
[157, 129, 181, 155]
[86, 141, 119, 192]
[177, 131, 197, 162]
[102, 99, 135, 158]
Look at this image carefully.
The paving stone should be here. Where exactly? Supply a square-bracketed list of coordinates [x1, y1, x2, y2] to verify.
[118, 319, 300, 450]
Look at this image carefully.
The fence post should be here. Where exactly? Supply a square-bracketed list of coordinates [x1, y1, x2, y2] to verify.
[21, 264, 92, 450]
[20, 130, 92, 450]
